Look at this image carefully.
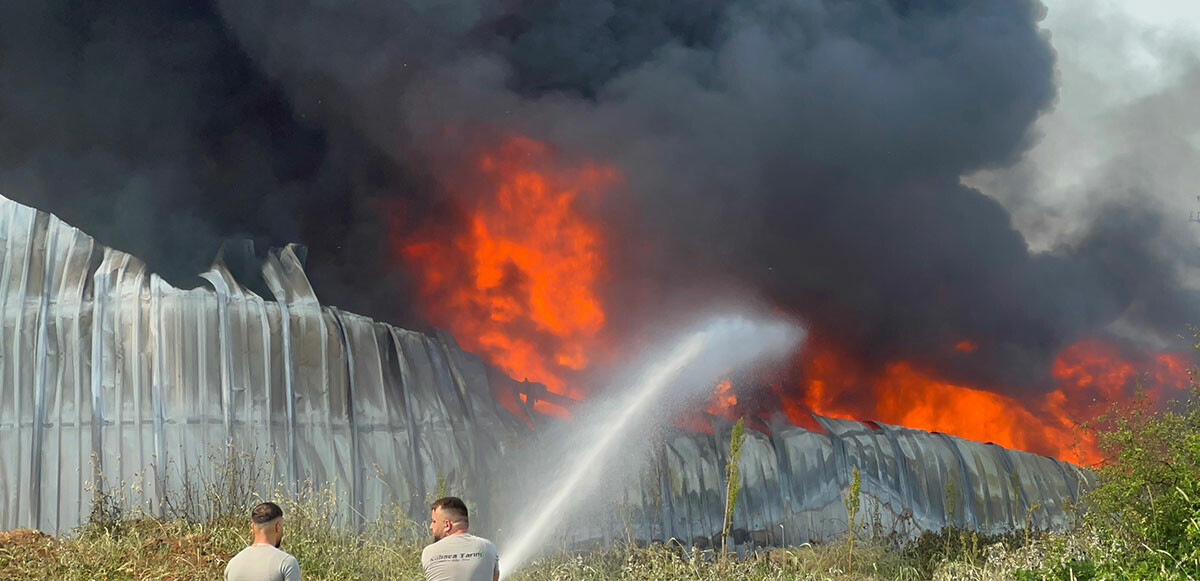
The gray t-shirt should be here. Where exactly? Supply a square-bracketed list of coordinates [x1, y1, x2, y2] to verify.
[421, 533, 499, 581]
[225, 544, 301, 581]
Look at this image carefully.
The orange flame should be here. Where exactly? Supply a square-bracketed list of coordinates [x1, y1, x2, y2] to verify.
[399, 136, 617, 403]
[779, 337, 1193, 464]
[707, 378, 738, 416]
[392, 136, 1194, 464]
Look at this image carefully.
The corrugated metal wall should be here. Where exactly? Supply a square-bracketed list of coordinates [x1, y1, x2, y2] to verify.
[0, 193, 1091, 545]
[0, 195, 527, 534]
[544, 415, 1093, 549]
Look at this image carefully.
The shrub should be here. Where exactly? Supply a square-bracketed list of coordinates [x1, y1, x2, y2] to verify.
[720, 417, 746, 563]
[1011, 378, 1200, 580]
[1081, 384, 1200, 577]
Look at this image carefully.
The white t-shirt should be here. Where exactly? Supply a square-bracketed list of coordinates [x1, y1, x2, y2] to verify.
[420, 533, 499, 581]
[224, 544, 301, 581]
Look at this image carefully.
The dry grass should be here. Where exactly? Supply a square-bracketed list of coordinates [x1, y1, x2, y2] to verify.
[0, 453, 1112, 581]
[0, 511, 1097, 581]
[0, 493, 427, 581]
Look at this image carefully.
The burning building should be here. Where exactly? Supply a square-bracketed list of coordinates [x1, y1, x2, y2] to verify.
[1, 0, 1198, 554]
[0, 193, 1092, 547]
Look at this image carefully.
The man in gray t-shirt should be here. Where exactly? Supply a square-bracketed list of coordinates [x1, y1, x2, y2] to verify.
[225, 502, 301, 581]
[422, 497, 499, 581]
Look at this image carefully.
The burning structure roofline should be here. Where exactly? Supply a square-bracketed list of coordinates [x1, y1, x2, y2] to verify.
[0, 193, 1090, 548]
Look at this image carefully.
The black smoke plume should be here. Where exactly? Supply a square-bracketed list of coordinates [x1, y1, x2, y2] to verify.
[1, 0, 1195, 398]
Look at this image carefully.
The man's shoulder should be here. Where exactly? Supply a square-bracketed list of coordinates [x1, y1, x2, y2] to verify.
[423, 534, 495, 556]
[463, 534, 498, 559]
[421, 537, 447, 563]
[225, 546, 255, 566]
[261, 545, 298, 561]
[226, 545, 297, 565]
[456, 534, 495, 549]
[279, 551, 300, 575]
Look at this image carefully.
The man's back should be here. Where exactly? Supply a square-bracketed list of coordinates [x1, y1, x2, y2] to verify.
[421, 533, 498, 581]
[225, 545, 301, 581]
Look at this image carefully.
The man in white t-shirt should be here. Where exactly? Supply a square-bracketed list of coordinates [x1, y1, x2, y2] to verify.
[421, 496, 499, 581]
[225, 502, 301, 581]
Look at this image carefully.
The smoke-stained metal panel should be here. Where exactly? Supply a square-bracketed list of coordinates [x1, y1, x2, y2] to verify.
[543, 416, 1094, 549]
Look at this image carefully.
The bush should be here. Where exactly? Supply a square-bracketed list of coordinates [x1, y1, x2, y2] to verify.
[1082, 384, 1200, 577]
[1011, 380, 1200, 581]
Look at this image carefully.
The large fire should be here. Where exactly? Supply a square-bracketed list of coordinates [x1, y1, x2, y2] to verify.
[398, 135, 617, 415]
[758, 336, 1193, 465]
[396, 134, 1194, 465]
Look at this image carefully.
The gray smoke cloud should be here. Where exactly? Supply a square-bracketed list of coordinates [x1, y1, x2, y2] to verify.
[1, 0, 1194, 399]
[968, 0, 1200, 356]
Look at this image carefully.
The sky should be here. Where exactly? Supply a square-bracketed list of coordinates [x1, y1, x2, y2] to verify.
[975, 0, 1200, 249]
[970, 0, 1200, 349]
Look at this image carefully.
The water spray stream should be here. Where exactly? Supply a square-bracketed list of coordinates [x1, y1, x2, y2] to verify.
[497, 315, 802, 578]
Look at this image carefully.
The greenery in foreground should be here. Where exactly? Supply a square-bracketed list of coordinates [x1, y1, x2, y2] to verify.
[1, 385, 1198, 580]
[0, 515, 1049, 581]
[1017, 381, 1200, 581]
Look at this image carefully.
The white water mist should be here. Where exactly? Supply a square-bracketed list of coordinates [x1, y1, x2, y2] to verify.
[496, 314, 803, 578]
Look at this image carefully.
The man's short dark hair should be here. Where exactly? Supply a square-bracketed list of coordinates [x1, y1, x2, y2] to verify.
[251, 502, 284, 525]
[430, 496, 469, 525]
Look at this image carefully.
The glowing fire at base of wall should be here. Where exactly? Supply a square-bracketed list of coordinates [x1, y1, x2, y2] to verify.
[702, 337, 1193, 465]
